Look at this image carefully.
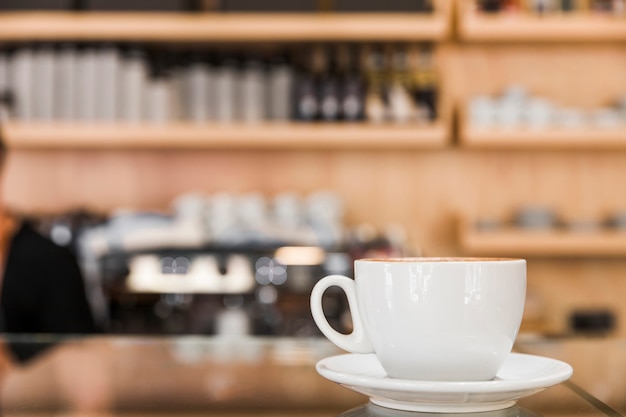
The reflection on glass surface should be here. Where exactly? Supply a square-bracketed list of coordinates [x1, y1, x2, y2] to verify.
[338, 404, 541, 417]
[336, 386, 621, 417]
[0, 335, 620, 417]
[516, 336, 626, 416]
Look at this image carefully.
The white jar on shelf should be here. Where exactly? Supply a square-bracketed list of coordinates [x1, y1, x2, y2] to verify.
[468, 95, 496, 127]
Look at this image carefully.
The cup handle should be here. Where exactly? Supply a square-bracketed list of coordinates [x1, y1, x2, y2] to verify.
[310, 275, 373, 353]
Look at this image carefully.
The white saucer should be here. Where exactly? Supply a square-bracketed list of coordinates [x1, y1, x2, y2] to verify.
[316, 353, 573, 413]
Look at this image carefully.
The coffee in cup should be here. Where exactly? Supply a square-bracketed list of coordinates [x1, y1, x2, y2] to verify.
[310, 257, 526, 381]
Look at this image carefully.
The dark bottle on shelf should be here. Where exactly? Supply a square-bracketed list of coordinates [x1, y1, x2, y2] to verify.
[293, 73, 318, 122]
[363, 45, 389, 123]
[388, 44, 416, 123]
[338, 44, 365, 122]
[293, 46, 323, 122]
[411, 45, 438, 123]
[318, 46, 341, 122]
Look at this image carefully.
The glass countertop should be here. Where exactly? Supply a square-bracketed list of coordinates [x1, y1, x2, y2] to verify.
[516, 335, 626, 416]
[0, 334, 620, 417]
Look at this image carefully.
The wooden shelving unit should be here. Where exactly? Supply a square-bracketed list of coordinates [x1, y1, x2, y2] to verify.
[0, 10, 451, 42]
[1, 122, 449, 150]
[459, 222, 626, 257]
[458, 2, 626, 42]
[0, 6, 452, 151]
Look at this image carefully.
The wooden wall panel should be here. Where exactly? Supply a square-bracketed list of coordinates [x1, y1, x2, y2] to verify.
[7, 149, 626, 243]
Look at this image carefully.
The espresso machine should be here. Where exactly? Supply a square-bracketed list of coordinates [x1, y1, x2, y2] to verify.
[95, 244, 354, 337]
[33, 191, 405, 337]
[67, 191, 405, 337]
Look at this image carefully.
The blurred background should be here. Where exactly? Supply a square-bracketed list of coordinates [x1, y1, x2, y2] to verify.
[1, 0, 626, 410]
[0, 0, 626, 415]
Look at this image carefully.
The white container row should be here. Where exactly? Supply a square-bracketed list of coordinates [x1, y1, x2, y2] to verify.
[468, 85, 626, 129]
[79, 190, 346, 261]
[0, 45, 294, 124]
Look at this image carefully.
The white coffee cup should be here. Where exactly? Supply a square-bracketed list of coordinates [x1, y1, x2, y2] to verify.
[310, 258, 526, 381]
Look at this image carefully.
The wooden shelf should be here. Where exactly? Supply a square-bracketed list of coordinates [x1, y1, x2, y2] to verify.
[1, 121, 449, 150]
[458, 105, 626, 149]
[459, 224, 626, 257]
[458, 4, 626, 42]
[460, 125, 626, 149]
[0, 11, 450, 42]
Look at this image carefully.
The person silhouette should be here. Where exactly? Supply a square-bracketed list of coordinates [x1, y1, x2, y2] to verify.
[0, 130, 97, 363]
